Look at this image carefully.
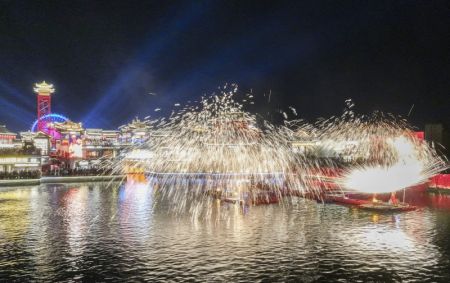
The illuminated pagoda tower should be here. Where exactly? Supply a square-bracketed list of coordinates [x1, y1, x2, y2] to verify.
[33, 81, 55, 132]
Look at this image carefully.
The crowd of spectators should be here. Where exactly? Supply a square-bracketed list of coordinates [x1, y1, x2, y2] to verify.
[0, 170, 41, 180]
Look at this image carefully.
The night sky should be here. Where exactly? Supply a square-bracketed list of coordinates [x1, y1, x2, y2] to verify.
[0, 1, 449, 131]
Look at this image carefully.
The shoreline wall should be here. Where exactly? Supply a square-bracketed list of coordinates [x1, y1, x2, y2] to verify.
[0, 175, 125, 187]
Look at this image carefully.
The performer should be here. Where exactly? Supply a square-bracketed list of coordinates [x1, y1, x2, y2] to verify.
[389, 192, 398, 205]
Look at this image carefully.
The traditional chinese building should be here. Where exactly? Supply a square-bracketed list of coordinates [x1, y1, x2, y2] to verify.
[51, 120, 84, 167]
[20, 131, 51, 165]
[0, 125, 19, 149]
[83, 128, 120, 162]
[290, 129, 318, 155]
[119, 118, 151, 145]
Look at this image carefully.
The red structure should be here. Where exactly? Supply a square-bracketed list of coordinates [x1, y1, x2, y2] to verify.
[430, 174, 450, 189]
[33, 81, 55, 132]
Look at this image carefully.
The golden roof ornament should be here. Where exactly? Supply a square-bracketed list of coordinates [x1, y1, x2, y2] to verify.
[33, 81, 55, 95]
[53, 120, 84, 132]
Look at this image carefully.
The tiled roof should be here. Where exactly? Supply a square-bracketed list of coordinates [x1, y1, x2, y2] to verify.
[0, 125, 16, 135]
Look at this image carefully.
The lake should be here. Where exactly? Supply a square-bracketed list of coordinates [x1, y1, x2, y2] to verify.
[1, 182, 450, 282]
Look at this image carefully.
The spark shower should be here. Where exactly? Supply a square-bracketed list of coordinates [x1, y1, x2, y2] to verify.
[112, 84, 447, 217]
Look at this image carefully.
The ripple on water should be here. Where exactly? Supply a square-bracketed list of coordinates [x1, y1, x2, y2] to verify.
[0, 184, 450, 281]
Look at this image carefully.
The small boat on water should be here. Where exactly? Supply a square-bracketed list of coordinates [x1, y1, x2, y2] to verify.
[324, 192, 417, 212]
[222, 197, 242, 204]
[358, 202, 417, 212]
[324, 194, 371, 206]
[222, 193, 280, 205]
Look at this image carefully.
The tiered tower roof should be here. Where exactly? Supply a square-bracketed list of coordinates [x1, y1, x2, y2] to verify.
[33, 81, 55, 95]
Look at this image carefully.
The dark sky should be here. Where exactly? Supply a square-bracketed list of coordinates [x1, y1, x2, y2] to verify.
[0, 0, 449, 131]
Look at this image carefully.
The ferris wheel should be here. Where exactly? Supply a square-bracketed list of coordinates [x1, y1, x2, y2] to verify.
[31, 113, 69, 134]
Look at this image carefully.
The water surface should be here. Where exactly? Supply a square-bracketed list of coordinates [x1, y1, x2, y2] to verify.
[1, 182, 450, 282]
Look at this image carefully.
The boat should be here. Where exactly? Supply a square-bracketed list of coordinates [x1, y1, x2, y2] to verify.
[324, 194, 372, 206]
[323, 192, 417, 212]
[221, 197, 242, 204]
[221, 194, 279, 205]
[252, 193, 279, 205]
[358, 202, 417, 212]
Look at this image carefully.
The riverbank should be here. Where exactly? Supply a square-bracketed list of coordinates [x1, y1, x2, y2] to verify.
[0, 175, 125, 187]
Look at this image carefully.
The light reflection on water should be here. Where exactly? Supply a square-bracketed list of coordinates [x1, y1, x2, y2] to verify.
[0, 182, 450, 281]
